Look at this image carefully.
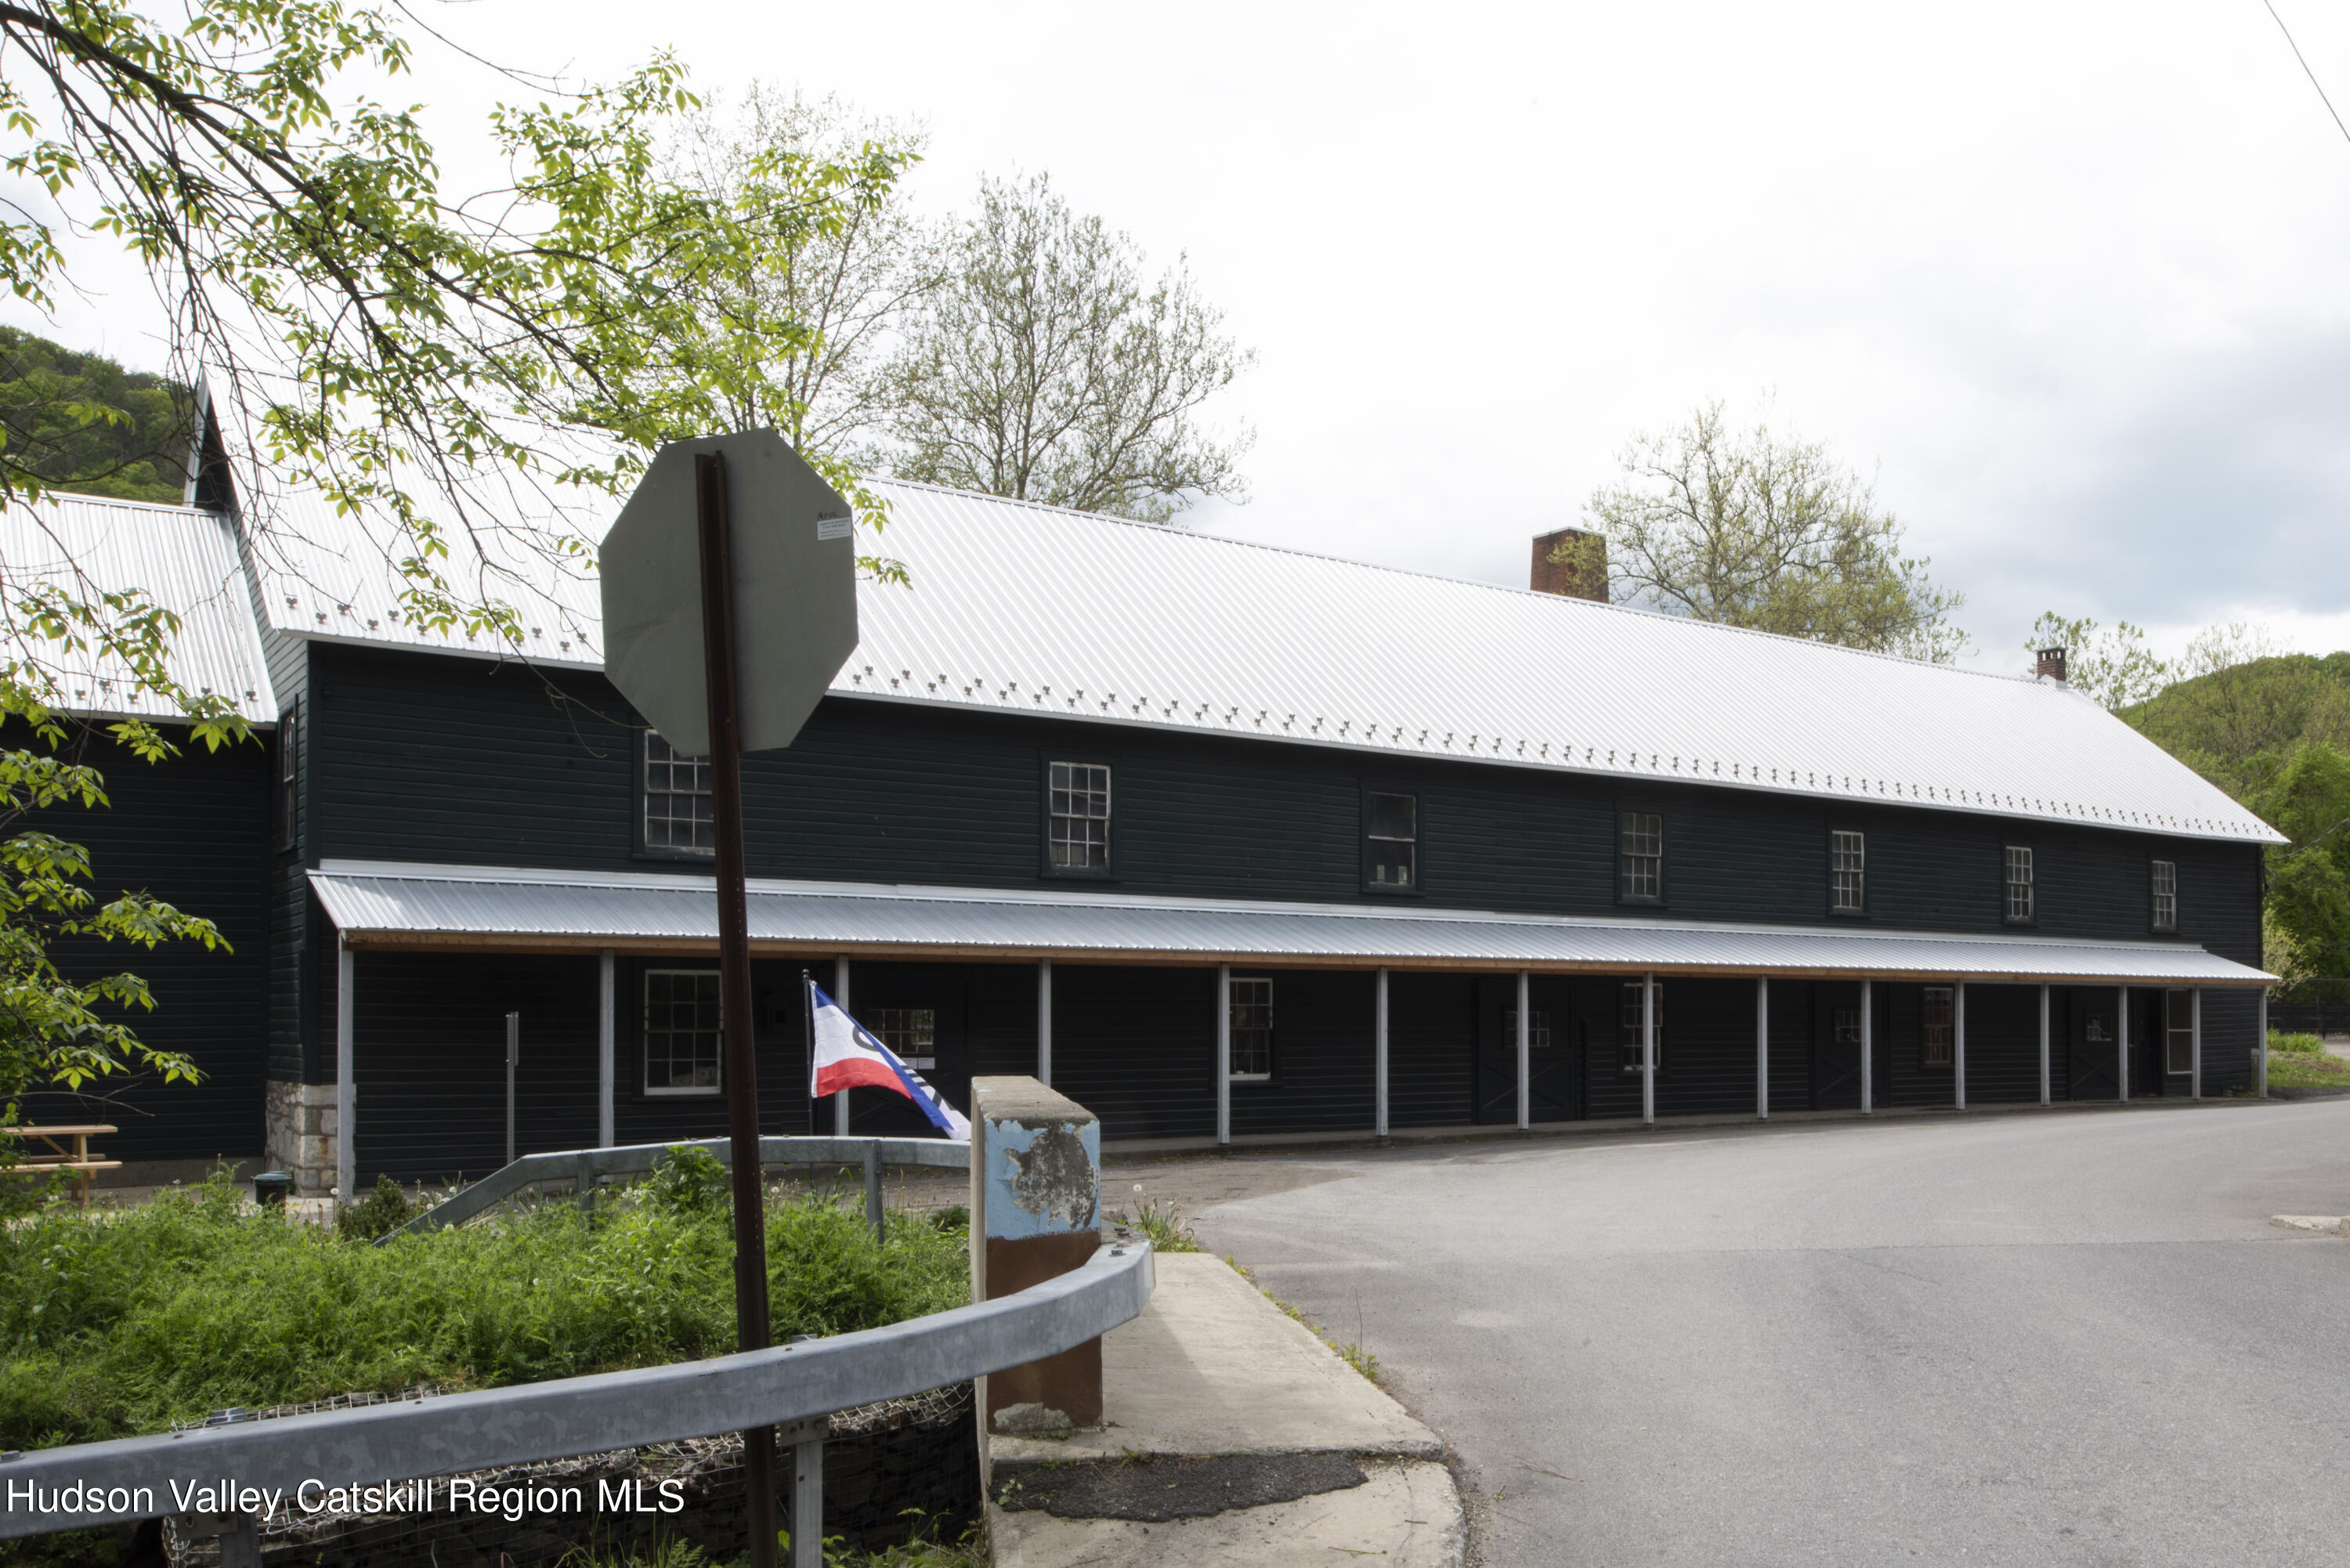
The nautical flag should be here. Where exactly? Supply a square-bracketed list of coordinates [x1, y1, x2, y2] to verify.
[807, 981, 971, 1141]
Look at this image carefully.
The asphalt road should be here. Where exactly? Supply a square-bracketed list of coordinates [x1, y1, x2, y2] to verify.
[1177, 1100, 2350, 1568]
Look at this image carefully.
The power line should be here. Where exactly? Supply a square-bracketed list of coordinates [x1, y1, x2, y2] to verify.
[2262, 0, 2350, 147]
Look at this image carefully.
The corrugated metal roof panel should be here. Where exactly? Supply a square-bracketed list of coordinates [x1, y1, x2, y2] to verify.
[309, 861, 2273, 985]
[2, 494, 274, 723]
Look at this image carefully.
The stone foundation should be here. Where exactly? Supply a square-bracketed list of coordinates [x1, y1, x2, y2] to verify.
[265, 1079, 341, 1196]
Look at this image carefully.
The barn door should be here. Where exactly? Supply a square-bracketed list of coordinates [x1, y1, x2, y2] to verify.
[842, 963, 968, 1135]
[1810, 984, 1863, 1110]
[2069, 989, 2120, 1100]
[1473, 977, 1576, 1124]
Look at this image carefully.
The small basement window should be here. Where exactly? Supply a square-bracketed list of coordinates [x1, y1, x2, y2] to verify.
[645, 732, 714, 854]
[1050, 761, 1112, 871]
[1228, 977, 1273, 1081]
[1831, 830, 1865, 913]
[645, 970, 721, 1095]
[1367, 791, 1418, 890]
[870, 1007, 937, 1070]
[2164, 988, 2193, 1075]
[1620, 812, 1664, 902]
[1922, 986, 1954, 1068]
[2151, 859, 2177, 933]
[1618, 980, 1663, 1072]
[2003, 845, 2034, 924]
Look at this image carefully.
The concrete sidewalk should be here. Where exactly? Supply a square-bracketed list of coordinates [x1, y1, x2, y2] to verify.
[988, 1252, 1463, 1568]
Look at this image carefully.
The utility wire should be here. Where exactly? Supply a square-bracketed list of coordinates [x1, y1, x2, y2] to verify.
[2262, 0, 2350, 147]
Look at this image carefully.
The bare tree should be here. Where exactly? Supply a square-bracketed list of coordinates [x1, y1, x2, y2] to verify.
[1580, 402, 1965, 662]
[883, 172, 1252, 523]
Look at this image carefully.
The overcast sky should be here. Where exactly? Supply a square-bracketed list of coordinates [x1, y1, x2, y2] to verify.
[17, 0, 2350, 672]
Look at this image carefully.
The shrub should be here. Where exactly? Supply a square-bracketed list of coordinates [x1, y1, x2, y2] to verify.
[2269, 1031, 2326, 1055]
[335, 1173, 420, 1241]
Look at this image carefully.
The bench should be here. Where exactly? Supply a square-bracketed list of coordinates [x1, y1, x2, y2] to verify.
[2, 1125, 121, 1208]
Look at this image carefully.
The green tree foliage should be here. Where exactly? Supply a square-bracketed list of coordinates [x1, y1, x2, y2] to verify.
[884, 172, 1253, 523]
[1582, 402, 1965, 662]
[0, 327, 190, 504]
[2023, 612, 2171, 713]
[2261, 743, 2350, 982]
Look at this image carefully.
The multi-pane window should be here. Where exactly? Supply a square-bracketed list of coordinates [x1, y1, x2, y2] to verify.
[1228, 977, 1273, 1080]
[1618, 980, 1663, 1072]
[645, 732, 714, 854]
[1620, 812, 1664, 902]
[1502, 1010, 1553, 1051]
[2003, 845, 2034, 923]
[870, 1007, 937, 1071]
[277, 701, 299, 850]
[1367, 792, 1418, 890]
[1049, 761, 1112, 871]
[2164, 989, 2193, 1075]
[644, 970, 721, 1093]
[2151, 860, 2178, 933]
[1922, 986, 1954, 1068]
[1831, 830, 1865, 913]
[1834, 1006, 1863, 1052]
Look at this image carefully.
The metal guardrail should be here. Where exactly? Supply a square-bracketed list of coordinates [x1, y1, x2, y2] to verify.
[0, 1238, 1153, 1541]
[389, 1135, 970, 1243]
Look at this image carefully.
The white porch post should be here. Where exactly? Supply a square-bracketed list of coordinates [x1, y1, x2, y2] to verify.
[1641, 972, 1656, 1127]
[833, 956, 851, 1135]
[1954, 981, 1967, 1111]
[1374, 967, 1390, 1138]
[2190, 986, 2202, 1100]
[2258, 988, 2269, 1097]
[2039, 984, 2051, 1106]
[1756, 977, 1770, 1122]
[1215, 963, 1231, 1147]
[2118, 985, 2131, 1104]
[1037, 957, 1054, 1087]
[1860, 977, 1873, 1115]
[336, 937, 355, 1201]
[1516, 970, 1531, 1131]
[598, 948, 616, 1148]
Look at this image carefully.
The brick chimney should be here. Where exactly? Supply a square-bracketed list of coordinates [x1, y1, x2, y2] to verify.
[1531, 528, 1607, 602]
[2035, 646, 2067, 683]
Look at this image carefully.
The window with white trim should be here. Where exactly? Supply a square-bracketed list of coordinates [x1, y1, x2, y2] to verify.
[644, 970, 721, 1094]
[1618, 980, 1663, 1072]
[2151, 859, 2177, 933]
[2003, 845, 2034, 923]
[870, 1007, 937, 1070]
[1367, 791, 1417, 890]
[1831, 830, 1865, 913]
[1620, 812, 1664, 902]
[1228, 977, 1273, 1080]
[2164, 988, 2193, 1075]
[644, 732, 714, 854]
[1049, 761, 1112, 871]
[1922, 986, 1954, 1068]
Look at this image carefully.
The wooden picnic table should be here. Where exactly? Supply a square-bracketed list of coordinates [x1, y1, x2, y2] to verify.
[2, 1124, 120, 1208]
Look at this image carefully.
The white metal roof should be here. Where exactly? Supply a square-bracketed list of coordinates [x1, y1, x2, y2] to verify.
[246, 475, 2276, 844]
[1, 493, 274, 724]
[309, 860, 2274, 986]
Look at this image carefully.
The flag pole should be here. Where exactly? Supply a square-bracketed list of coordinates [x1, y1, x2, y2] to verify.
[696, 449, 778, 1568]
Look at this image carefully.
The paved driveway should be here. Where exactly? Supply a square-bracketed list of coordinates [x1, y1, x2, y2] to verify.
[1177, 1101, 2350, 1567]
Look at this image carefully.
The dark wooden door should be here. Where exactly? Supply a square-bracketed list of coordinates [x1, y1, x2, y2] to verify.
[2068, 987, 2120, 1100]
[1474, 977, 1577, 1123]
[1810, 983, 1862, 1110]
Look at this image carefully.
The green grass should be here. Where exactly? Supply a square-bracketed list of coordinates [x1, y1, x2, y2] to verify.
[2265, 1044, 2350, 1089]
[0, 1159, 968, 1452]
[2269, 1031, 2327, 1055]
[1111, 1194, 1202, 1254]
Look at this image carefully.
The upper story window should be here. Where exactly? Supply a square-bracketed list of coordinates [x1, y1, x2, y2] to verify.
[1228, 976, 1273, 1080]
[276, 700, 300, 851]
[1830, 830, 1865, 913]
[1366, 791, 1417, 890]
[870, 1007, 937, 1070]
[2003, 845, 2034, 924]
[2150, 859, 2178, 933]
[1049, 761, 1112, 872]
[645, 970, 721, 1094]
[1620, 811, 1664, 903]
[1922, 986, 1954, 1068]
[2164, 988, 2193, 1074]
[645, 732, 714, 854]
[1618, 980, 1663, 1072]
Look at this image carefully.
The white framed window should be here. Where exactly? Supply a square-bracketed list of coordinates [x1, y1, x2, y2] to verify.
[2164, 988, 2193, 1075]
[1049, 761, 1112, 870]
[1228, 977, 1273, 1080]
[644, 970, 721, 1094]
[1831, 830, 1865, 913]
[2003, 845, 2034, 923]
[870, 1006, 937, 1070]
[1367, 791, 1417, 889]
[1620, 812, 1664, 902]
[1922, 986, 1954, 1068]
[2151, 859, 2177, 933]
[1503, 1010, 1553, 1050]
[645, 732, 714, 854]
[1618, 981, 1662, 1072]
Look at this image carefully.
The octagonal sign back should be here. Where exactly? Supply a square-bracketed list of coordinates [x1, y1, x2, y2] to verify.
[598, 432, 858, 757]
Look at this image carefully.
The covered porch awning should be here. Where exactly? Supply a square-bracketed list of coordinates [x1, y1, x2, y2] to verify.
[309, 860, 2275, 987]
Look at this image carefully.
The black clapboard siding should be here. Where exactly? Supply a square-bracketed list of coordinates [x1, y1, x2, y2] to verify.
[1385, 973, 1473, 1128]
[1649, 977, 1766, 1118]
[1964, 985, 2043, 1104]
[1046, 965, 1215, 1141]
[18, 724, 269, 1162]
[1765, 980, 1812, 1115]
[1229, 969, 1375, 1136]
